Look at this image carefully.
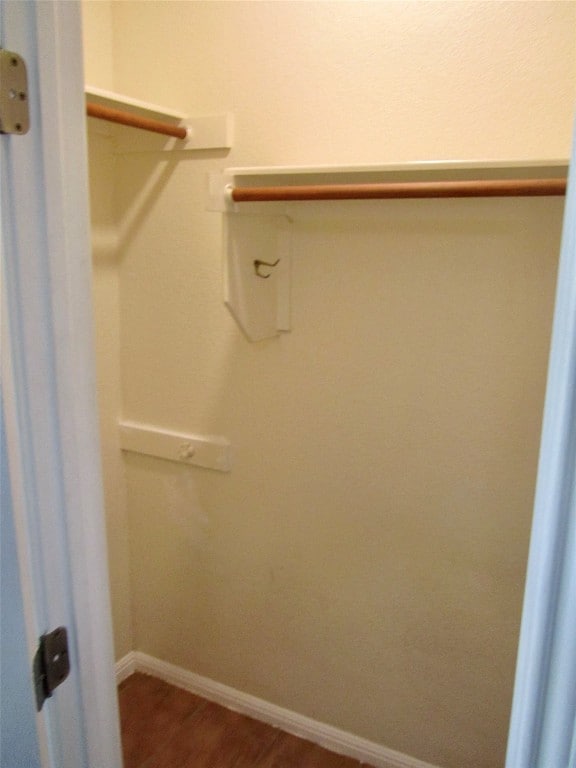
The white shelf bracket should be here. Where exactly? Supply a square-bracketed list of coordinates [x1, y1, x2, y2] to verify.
[208, 172, 292, 342]
[85, 86, 233, 153]
[223, 212, 292, 342]
[208, 159, 569, 343]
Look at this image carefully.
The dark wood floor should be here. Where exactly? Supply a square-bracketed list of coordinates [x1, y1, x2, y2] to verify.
[119, 673, 375, 768]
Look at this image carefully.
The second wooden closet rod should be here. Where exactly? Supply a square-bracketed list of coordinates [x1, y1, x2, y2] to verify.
[230, 178, 567, 202]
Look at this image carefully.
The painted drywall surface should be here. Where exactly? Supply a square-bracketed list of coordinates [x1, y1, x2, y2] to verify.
[88, 130, 133, 661]
[110, 0, 576, 165]
[82, 0, 114, 90]
[120, 192, 562, 768]
[82, 1, 133, 660]
[89, 1, 573, 766]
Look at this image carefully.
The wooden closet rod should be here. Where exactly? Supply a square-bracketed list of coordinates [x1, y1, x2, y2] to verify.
[86, 102, 188, 139]
[230, 178, 567, 202]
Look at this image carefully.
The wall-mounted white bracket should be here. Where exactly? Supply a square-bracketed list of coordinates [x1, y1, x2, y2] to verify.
[223, 212, 292, 341]
[208, 159, 569, 343]
[85, 86, 233, 153]
[119, 421, 231, 472]
[209, 172, 292, 342]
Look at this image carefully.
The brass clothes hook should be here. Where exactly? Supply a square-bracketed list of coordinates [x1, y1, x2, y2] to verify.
[254, 258, 280, 279]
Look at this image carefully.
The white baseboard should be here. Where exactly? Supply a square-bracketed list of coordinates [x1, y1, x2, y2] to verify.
[115, 651, 441, 768]
[115, 650, 136, 684]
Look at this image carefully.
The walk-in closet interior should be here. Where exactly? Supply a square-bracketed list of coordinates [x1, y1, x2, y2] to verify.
[82, 3, 576, 767]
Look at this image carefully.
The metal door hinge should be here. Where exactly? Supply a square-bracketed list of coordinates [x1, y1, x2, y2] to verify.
[0, 49, 30, 135]
[33, 626, 70, 711]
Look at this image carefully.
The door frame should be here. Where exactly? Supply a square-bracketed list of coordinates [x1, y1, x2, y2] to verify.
[1, 1, 122, 766]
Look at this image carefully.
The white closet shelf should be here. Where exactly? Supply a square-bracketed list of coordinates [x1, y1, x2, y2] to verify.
[207, 158, 570, 343]
[85, 85, 233, 152]
[208, 158, 569, 209]
[226, 158, 569, 176]
[85, 85, 188, 120]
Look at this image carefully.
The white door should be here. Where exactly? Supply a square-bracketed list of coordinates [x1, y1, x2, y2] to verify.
[505, 134, 576, 763]
[1, 399, 42, 768]
[0, 1, 122, 766]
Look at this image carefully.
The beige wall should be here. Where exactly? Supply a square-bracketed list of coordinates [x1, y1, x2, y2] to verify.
[83, 0, 133, 660]
[82, 0, 115, 91]
[110, 0, 575, 163]
[84, 2, 575, 767]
